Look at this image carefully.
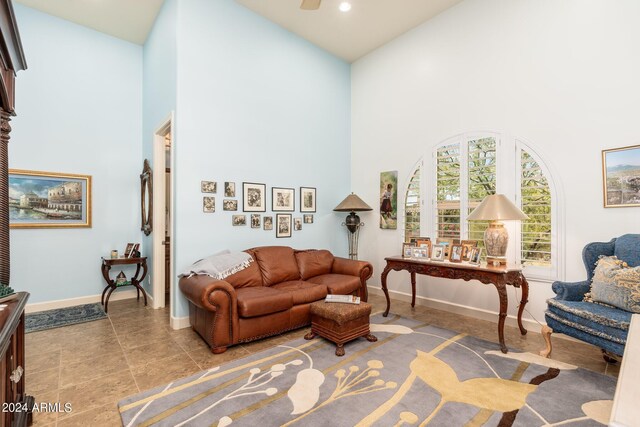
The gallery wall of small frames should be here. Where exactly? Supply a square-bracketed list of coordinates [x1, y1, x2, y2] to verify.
[200, 180, 316, 238]
[402, 237, 483, 265]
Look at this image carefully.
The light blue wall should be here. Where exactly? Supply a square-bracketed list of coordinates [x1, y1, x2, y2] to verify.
[142, 0, 178, 294]
[10, 5, 143, 303]
[172, 0, 351, 318]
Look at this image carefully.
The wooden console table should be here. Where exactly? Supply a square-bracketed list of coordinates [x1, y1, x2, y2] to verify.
[381, 256, 529, 353]
[100, 257, 148, 313]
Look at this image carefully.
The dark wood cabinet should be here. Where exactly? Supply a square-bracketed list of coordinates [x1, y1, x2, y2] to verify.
[0, 1, 28, 425]
[0, 292, 31, 427]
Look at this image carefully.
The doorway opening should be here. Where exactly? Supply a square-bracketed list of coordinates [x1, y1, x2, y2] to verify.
[152, 114, 174, 312]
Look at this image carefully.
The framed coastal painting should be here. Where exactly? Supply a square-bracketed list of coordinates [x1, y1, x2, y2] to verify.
[9, 169, 92, 228]
[380, 171, 398, 229]
[602, 145, 640, 207]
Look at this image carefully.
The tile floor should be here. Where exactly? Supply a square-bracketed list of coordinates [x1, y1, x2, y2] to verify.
[25, 295, 620, 426]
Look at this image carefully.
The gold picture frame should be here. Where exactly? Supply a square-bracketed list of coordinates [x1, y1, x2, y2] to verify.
[602, 144, 640, 207]
[9, 169, 92, 228]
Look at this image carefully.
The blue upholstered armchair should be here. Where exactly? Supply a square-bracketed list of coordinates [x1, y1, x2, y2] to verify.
[542, 234, 640, 360]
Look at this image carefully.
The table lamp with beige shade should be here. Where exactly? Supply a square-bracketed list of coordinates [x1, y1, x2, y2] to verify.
[467, 194, 528, 266]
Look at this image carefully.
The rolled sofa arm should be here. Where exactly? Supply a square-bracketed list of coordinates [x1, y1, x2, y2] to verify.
[551, 279, 590, 301]
[179, 275, 239, 350]
[332, 257, 374, 302]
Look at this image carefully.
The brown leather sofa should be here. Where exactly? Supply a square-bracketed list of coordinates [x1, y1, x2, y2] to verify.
[179, 246, 373, 354]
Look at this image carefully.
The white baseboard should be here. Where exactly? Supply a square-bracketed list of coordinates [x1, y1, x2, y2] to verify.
[368, 287, 543, 333]
[170, 315, 190, 330]
[26, 289, 155, 313]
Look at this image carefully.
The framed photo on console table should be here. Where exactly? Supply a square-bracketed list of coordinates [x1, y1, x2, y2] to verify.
[242, 182, 266, 212]
[9, 169, 92, 228]
[272, 187, 295, 211]
[431, 244, 446, 261]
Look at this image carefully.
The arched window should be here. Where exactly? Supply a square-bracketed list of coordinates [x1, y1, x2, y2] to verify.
[404, 162, 421, 242]
[403, 133, 561, 281]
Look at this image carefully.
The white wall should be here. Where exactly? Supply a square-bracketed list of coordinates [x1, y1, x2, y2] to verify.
[172, 0, 352, 318]
[351, 0, 640, 323]
[10, 5, 143, 304]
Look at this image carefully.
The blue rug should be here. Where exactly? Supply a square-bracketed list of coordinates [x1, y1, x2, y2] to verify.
[25, 303, 107, 333]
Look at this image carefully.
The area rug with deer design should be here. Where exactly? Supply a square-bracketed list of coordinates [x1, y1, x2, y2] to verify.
[118, 314, 616, 427]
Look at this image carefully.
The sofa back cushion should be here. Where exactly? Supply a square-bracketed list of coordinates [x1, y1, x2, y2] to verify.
[253, 246, 301, 286]
[295, 250, 334, 280]
[614, 234, 640, 267]
[224, 249, 264, 288]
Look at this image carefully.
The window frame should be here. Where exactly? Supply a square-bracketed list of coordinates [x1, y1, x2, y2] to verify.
[401, 132, 563, 282]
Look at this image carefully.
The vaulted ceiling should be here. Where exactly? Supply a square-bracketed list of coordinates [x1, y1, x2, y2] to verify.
[13, 0, 463, 62]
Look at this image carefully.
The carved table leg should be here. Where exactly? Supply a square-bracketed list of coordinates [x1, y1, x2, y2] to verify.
[517, 276, 529, 335]
[494, 283, 509, 353]
[410, 271, 416, 308]
[131, 261, 149, 306]
[104, 285, 116, 313]
[335, 343, 345, 357]
[304, 331, 316, 340]
[539, 325, 553, 358]
[381, 264, 392, 317]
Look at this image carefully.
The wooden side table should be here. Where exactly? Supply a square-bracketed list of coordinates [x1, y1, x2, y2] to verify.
[100, 257, 148, 313]
[381, 256, 528, 353]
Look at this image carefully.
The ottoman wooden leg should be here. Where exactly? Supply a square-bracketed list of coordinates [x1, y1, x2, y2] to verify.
[335, 343, 345, 357]
[365, 333, 377, 342]
[304, 331, 316, 340]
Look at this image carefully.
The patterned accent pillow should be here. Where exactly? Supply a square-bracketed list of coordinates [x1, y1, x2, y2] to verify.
[585, 256, 640, 313]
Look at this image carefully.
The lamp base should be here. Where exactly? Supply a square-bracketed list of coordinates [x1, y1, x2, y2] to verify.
[486, 256, 507, 266]
[484, 221, 509, 265]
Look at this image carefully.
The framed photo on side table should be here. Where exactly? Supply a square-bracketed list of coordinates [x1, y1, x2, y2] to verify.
[242, 182, 266, 212]
[276, 213, 292, 238]
[436, 238, 454, 256]
[272, 187, 295, 211]
[300, 187, 316, 212]
[402, 243, 414, 258]
[449, 244, 463, 262]
[412, 247, 428, 259]
[431, 244, 446, 261]
[468, 247, 483, 265]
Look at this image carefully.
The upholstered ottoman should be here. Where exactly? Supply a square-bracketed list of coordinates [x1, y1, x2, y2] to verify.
[304, 301, 377, 356]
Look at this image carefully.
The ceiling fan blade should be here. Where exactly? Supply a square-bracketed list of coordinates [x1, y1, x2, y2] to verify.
[300, 0, 321, 10]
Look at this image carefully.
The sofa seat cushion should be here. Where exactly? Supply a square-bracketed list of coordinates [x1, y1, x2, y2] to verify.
[271, 281, 328, 305]
[253, 246, 301, 286]
[307, 274, 360, 296]
[546, 299, 631, 344]
[236, 287, 293, 318]
[295, 250, 334, 280]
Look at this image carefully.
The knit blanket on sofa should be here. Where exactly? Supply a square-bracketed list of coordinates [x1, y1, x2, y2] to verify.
[179, 250, 253, 280]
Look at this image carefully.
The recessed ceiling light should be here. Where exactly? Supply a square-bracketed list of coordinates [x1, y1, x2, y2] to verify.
[339, 2, 352, 12]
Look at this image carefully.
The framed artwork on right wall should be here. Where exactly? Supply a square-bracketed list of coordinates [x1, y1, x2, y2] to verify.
[602, 144, 640, 207]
